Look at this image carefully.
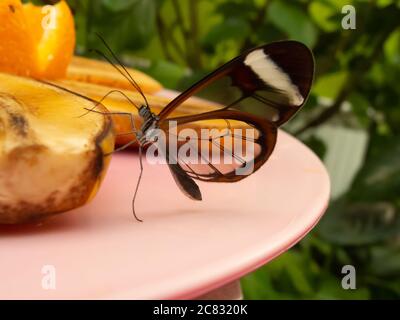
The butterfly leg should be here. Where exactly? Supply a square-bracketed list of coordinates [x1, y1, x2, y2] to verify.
[84, 106, 146, 221]
[77, 89, 139, 119]
[131, 145, 144, 222]
[82, 107, 140, 154]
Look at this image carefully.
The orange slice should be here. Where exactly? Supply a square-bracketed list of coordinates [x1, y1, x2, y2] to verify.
[0, 0, 35, 77]
[24, 0, 75, 79]
[0, 0, 75, 79]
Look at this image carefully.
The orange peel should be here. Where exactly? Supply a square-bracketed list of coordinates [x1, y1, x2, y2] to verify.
[0, 0, 75, 79]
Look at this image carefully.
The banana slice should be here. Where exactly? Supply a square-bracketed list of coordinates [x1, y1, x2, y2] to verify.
[0, 73, 114, 224]
[67, 56, 162, 93]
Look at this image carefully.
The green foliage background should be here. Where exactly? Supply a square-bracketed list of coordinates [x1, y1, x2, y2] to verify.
[46, 0, 400, 299]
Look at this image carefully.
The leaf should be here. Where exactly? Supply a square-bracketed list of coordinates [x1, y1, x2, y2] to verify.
[215, 1, 256, 19]
[317, 200, 399, 245]
[285, 253, 314, 295]
[377, 0, 397, 8]
[202, 18, 250, 53]
[349, 136, 400, 202]
[384, 28, 400, 64]
[313, 71, 348, 99]
[348, 93, 373, 128]
[369, 246, 400, 277]
[267, 1, 318, 47]
[88, 0, 156, 51]
[315, 276, 370, 299]
[144, 60, 187, 89]
[242, 251, 316, 299]
[309, 1, 341, 32]
[256, 22, 287, 43]
[241, 268, 278, 299]
[303, 134, 327, 160]
[101, 0, 139, 12]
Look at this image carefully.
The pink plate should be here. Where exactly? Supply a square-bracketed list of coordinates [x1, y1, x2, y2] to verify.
[0, 130, 330, 299]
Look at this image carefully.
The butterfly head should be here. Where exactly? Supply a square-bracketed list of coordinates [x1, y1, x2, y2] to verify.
[137, 104, 160, 145]
[139, 102, 156, 116]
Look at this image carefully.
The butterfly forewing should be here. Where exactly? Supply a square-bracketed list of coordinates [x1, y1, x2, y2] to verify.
[157, 41, 314, 126]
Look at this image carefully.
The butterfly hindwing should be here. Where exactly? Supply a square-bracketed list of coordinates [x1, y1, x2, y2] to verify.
[168, 161, 202, 200]
[159, 109, 277, 183]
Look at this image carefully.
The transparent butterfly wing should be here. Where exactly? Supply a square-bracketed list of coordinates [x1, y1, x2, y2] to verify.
[157, 41, 314, 127]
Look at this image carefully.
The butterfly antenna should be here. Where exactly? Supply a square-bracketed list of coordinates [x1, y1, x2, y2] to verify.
[94, 33, 149, 108]
[132, 145, 144, 222]
[90, 48, 142, 111]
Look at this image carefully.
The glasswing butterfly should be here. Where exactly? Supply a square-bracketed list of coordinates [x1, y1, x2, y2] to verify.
[90, 38, 314, 222]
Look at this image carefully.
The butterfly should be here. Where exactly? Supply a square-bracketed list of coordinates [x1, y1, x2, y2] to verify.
[89, 38, 314, 222]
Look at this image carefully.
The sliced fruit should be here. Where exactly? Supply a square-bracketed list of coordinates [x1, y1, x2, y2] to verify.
[0, 0, 75, 79]
[53, 79, 169, 145]
[67, 56, 163, 93]
[24, 0, 75, 79]
[0, 73, 114, 224]
[0, 0, 35, 77]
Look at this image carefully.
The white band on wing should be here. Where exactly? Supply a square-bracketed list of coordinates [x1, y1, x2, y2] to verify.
[244, 49, 304, 106]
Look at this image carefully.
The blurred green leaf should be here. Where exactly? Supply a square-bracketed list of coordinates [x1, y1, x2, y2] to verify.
[309, 1, 340, 32]
[101, 0, 139, 12]
[369, 246, 400, 277]
[384, 28, 400, 64]
[268, 1, 318, 47]
[376, 0, 397, 8]
[348, 93, 372, 128]
[313, 71, 348, 99]
[315, 277, 370, 299]
[87, 0, 156, 51]
[318, 201, 399, 245]
[144, 60, 187, 88]
[349, 136, 400, 202]
[215, 1, 256, 19]
[303, 135, 327, 160]
[285, 253, 314, 295]
[202, 18, 251, 53]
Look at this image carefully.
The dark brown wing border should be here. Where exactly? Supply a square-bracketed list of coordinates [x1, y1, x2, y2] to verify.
[160, 109, 277, 183]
